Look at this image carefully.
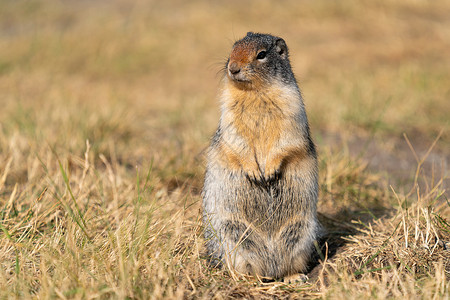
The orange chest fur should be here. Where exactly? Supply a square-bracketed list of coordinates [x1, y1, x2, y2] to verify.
[225, 87, 288, 152]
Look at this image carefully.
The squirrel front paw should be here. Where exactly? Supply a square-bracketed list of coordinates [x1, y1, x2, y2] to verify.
[263, 157, 283, 182]
[244, 166, 281, 183]
[243, 158, 282, 183]
[263, 165, 281, 182]
[245, 168, 262, 182]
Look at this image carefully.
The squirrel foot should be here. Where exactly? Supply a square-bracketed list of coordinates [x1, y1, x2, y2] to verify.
[282, 273, 308, 285]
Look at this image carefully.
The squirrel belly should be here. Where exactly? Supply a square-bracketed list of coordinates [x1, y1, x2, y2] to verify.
[202, 32, 319, 278]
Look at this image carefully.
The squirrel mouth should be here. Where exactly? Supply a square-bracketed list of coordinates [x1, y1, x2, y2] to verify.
[228, 72, 251, 83]
[227, 62, 251, 83]
[232, 77, 251, 83]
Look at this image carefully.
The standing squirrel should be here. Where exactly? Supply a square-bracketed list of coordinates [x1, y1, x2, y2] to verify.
[202, 32, 319, 279]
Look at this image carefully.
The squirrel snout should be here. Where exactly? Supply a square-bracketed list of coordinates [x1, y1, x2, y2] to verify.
[228, 61, 249, 82]
[228, 62, 241, 75]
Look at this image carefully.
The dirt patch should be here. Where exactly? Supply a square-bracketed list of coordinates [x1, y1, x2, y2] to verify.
[318, 131, 449, 195]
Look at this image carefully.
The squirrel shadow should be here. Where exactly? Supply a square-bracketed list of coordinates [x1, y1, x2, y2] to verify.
[305, 206, 389, 280]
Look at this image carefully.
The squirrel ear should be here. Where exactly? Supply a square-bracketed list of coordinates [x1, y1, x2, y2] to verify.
[275, 38, 288, 59]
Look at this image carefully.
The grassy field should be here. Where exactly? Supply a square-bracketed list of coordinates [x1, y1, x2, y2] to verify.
[0, 0, 449, 298]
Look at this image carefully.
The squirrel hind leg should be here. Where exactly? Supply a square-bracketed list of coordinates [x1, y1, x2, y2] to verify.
[226, 251, 276, 279]
[210, 219, 281, 277]
[278, 219, 318, 274]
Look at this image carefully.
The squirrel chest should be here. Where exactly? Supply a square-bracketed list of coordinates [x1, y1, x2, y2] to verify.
[219, 83, 303, 173]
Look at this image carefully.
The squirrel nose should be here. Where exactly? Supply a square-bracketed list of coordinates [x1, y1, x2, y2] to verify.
[228, 62, 241, 75]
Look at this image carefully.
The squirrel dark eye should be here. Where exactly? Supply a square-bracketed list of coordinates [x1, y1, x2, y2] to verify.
[256, 51, 267, 60]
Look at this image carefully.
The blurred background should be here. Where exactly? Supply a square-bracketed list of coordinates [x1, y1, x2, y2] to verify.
[0, 0, 449, 197]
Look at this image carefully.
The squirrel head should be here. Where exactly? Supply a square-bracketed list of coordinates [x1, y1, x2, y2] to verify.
[226, 32, 295, 90]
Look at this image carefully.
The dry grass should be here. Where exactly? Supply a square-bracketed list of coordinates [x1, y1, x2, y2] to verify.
[0, 0, 449, 298]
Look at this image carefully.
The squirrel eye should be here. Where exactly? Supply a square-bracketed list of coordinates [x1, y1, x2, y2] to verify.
[256, 51, 267, 60]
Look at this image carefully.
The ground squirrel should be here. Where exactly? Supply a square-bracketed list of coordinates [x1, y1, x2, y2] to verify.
[202, 32, 319, 279]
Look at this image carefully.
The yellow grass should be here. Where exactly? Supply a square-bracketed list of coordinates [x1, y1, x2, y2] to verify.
[0, 0, 449, 298]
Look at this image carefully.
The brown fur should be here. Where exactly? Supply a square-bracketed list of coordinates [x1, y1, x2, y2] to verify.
[202, 33, 319, 279]
[229, 43, 255, 67]
[219, 82, 306, 179]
